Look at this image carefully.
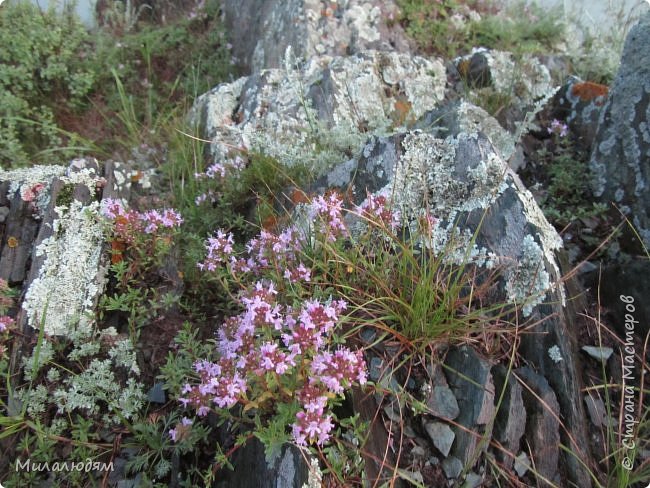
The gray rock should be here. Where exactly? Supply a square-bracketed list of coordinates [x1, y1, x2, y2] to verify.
[584, 394, 607, 427]
[383, 403, 402, 423]
[351, 387, 405, 487]
[581, 345, 614, 361]
[214, 439, 309, 488]
[550, 76, 608, 149]
[445, 347, 494, 468]
[492, 365, 526, 470]
[597, 260, 650, 339]
[589, 10, 650, 249]
[403, 425, 418, 438]
[410, 445, 427, 459]
[423, 420, 455, 457]
[117, 476, 141, 488]
[369, 356, 383, 382]
[462, 472, 483, 488]
[452, 49, 554, 116]
[516, 367, 560, 485]
[426, 363, 451, 387]
[514, 451, 531, 478]
[427, 385, 460, 420]
[147, 382, 166, 404]
[191, 50, 446, 172]
[442, 456, 464, 479]
[221, 0, 412, 72]
[359, 327, 377, 344]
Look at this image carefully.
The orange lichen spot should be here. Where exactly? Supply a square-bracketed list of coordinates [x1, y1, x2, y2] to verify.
[7, 236, 18, 248]
[393, 99, 413, 126]
[130, 171, 143, 182]
[571, 81, 609, 104]
[290, 188, 310, 205]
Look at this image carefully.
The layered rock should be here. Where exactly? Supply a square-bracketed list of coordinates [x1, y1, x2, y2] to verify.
[589, 10, 650, 248]
[191, 49, 446, 173]
[221, 0, 411, 72]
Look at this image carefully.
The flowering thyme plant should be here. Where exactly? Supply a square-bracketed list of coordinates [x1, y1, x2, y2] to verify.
[177, 190, 393, 455]
[99, 199, 183, 341]
[101, 197, 182, 272]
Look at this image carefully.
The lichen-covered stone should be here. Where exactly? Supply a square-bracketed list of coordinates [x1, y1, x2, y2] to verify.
[550, 77, 608, 149]
[191, 50, 446, 175]
[310, 109, 564, 317]
[22, 198, 105, 337]
[0, 160, 109, 338]
[453, 49, 554, 110]
[415, 101, 516, 160]
[589, 10, 650, 247]
[221, 0, 411, 72]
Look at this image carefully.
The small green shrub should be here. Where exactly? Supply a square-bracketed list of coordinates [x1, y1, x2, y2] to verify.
[396, 0, 565, 58]
[0, 2, 95, 167]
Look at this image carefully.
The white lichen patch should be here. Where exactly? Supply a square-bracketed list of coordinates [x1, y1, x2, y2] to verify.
[510, 175, 565, 311]
[384, 131, 509, 265]
[394, 132, 507, 219]
[191, 76, 247, 137]
[301, 457, 323, 488]
[344, 3, 381, 43]
[548, 345, 563, 363]
[504, 235, 551, 316]
[192, 50, 445, 174]
[457, 101, 515, 160]
[0, 165, 67, 217]
[22, 200, 106, 337]
[484, 50, 552, 107]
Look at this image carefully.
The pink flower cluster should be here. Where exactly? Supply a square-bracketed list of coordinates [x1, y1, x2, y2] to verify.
[194, 157, 245, 205]
[309, 192, 348, 241]
[179, 283, 365, 446]
[0, 315, 14, 333]
[197, 230, 235, 271]
[548, 119, 569, 137]
[183, 189, 384, 446]
[195, 156, 245, 181]
[357, 193, 401, 232]
[198, 226, 310, 282]
[101, 198, 183, 242]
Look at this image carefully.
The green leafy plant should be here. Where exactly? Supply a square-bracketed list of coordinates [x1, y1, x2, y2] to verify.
[0, 2, 96, 166]
[98, 199, 183, 342]
[530, 119, 608, 230]
[396, 0, 564, 59]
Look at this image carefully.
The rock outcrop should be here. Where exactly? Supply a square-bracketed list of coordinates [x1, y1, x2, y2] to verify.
[192, 41, 593, 485]
[589, 9, 650, 249]
[221, 0, 412, 73]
